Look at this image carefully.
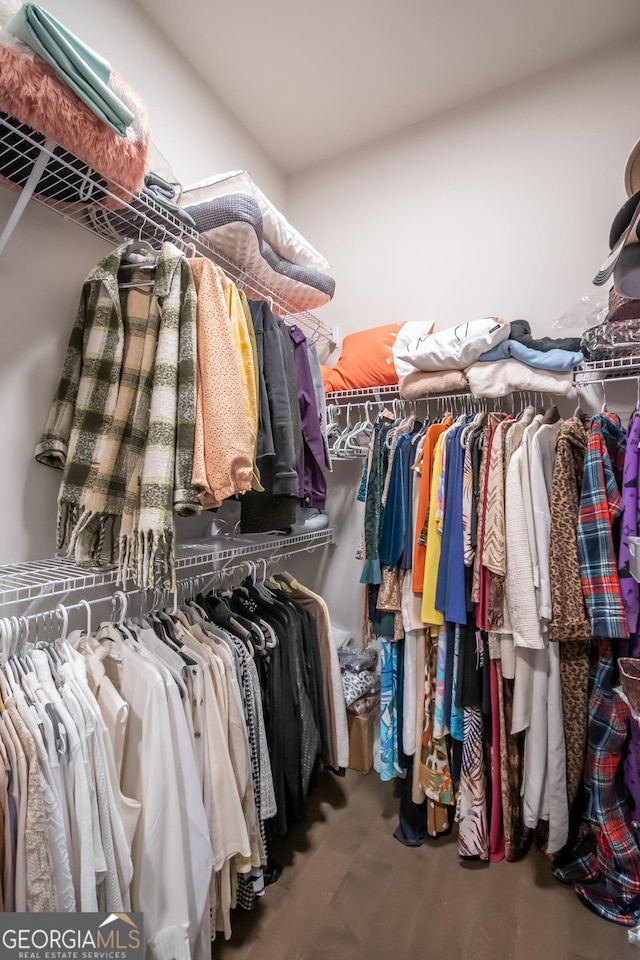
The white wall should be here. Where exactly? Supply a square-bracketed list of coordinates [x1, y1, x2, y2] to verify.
[44, 0, 285, 200]
[287, 37, 640, 637]
[0, 0, 285, 564]
[289, 36, 640, 343]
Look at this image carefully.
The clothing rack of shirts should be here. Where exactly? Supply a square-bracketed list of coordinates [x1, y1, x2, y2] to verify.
[354, 386, 640, 928]
[327, 391, 560, 460]
[0, 551, 347, 952]
[0, 114, 336, 346]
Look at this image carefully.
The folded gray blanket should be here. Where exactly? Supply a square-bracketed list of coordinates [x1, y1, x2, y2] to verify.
[509, 319, 581, 353]
[142, 172, 196, 230]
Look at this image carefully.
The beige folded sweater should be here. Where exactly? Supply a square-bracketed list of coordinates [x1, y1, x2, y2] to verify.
[399, 369, 469, 399]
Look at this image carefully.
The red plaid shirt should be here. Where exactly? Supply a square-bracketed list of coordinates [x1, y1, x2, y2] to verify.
[578, 415, 629, 640]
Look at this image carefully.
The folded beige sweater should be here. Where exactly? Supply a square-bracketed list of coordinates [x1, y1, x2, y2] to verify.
[399, 368, 469, 399]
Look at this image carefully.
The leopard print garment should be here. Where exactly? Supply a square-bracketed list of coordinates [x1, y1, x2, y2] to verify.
[548, 417, 590, 642]
[548, 417, 591, 812]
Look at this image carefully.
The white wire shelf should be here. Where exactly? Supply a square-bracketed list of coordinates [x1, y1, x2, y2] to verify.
[0, 527, 335, 611]
[326, 359, 640, 402]
[0, 113, 335, 344]
[326, 385, 530, 408]
[573, 356, 640, 384]
[325, 385, 402, 404]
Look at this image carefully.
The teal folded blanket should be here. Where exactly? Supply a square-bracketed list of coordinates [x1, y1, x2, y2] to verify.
[7, 3, 134, 136]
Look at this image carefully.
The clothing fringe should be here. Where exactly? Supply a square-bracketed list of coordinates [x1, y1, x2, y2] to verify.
[57, 500, 78, 550]
[61, 507, 175, 588]
[63, 506, 112, 568]
[118, 528, 175, 591]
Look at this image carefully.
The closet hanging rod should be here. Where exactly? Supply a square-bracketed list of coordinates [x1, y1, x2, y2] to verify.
[325, 387, 542, 409]
[1, 550, 309, 655]
[0, 527, 336, 612]
[0, 114, 336, 345]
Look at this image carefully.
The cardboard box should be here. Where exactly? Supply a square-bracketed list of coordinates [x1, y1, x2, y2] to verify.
[347, 704, 377, 774]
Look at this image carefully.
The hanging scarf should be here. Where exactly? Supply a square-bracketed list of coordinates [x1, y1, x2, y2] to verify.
[35, 241, 200, 588]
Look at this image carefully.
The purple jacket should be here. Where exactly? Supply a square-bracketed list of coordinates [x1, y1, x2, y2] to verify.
[619, 412, 640, 815]
[619, 411, 640, 636]
[288, 326, 327, 510]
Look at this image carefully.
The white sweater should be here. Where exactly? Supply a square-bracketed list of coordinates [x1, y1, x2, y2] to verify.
[505, 446, 544, 650]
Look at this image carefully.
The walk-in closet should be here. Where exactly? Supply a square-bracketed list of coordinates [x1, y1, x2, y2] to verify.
[1, 2, 640, 959]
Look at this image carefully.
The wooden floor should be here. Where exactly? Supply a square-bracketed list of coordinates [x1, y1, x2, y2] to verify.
[215, 769, 637, 960]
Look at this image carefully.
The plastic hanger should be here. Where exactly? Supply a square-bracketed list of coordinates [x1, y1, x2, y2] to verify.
[122, 239, 157, 261]
[3, 649, 21, 695]
[118, 232, 159, 288]
[0, 646, 6, 709]
[121, 226, 159, 268]
[55, 603, 69, 642]
[326, 404, 342, 442]
[112, 591, 128, 627]
[334, 404, 355, 458]
[342, 406, 373, 458]
[79, 599, 92, 638]
[0, 619, 10, 673]
[9, 655, 36, 705]
[10, 617, 22, 659]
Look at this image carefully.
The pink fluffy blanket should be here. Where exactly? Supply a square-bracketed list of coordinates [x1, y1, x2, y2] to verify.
[0, 43, 149, 204]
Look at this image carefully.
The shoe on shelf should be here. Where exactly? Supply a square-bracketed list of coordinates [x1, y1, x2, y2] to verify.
[290, 508, 329, 534]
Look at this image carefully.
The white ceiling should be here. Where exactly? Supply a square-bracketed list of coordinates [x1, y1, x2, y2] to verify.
[137, 0, 640, 174]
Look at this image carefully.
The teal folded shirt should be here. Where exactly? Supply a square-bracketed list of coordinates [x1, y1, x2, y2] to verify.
[8, 3, 134, 136]
[478, 339, 583, 371]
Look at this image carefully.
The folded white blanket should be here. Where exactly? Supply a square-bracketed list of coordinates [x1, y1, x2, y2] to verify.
[465, 359, 575, 398]
[393, 317, 509, 378]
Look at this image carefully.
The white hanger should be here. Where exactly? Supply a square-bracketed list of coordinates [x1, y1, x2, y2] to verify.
[78, 599, 92, 637]
[112, 590, 128, 626]
[334, 403, 354, 457]
[0, 619, 10, 663]
[10, 617, 22, 657]
[18, 618, 29, 655]
[341, 402, 373, 458]
[56, 603, 69, 642]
